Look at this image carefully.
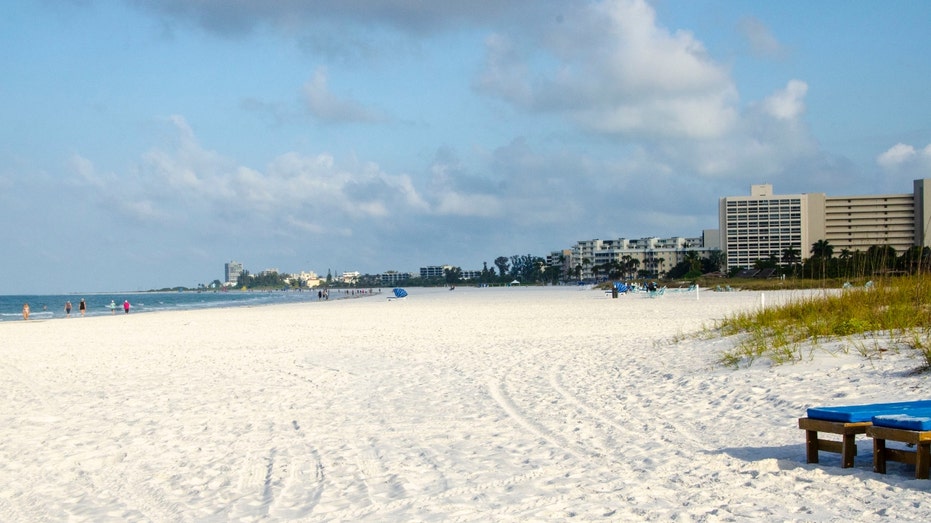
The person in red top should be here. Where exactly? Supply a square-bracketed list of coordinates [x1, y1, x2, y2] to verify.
[123, 300, 130, 314]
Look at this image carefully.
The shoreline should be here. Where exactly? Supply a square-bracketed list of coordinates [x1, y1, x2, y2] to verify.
[0, 287, 383, 323]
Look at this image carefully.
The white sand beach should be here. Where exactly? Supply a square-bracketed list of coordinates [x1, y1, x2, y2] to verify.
[1, 286, 929, 521]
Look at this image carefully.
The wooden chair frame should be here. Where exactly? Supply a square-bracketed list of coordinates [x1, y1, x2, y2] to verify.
[867, 425, 931, 479]
[798, 417, 871, 468]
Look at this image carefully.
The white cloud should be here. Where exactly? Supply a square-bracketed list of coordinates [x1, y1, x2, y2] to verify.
[761, 80, 807, 121]
[877, 142, 931, 171]
[877, 143, 916, 168]
[70, 115, 441, 235]
[475, 0, 738, 139]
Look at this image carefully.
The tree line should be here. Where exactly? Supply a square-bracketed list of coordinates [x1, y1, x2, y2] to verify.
[764, 241, 931, 280]
[228, 241, 931, 290]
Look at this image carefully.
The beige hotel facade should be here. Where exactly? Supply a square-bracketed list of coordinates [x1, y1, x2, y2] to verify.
[719, 178, 931, 272]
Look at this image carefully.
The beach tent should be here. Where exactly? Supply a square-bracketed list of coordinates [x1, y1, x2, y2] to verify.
[509, 280, 520, 286]
[392, 288, 408, 298]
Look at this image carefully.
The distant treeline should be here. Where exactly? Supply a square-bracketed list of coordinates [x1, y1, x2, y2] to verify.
[179, 243, 931, 292]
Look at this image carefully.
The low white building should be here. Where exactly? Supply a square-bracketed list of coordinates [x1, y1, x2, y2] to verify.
[568, 234, 719, 280]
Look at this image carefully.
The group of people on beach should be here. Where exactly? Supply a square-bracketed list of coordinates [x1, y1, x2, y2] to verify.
[21, 297, 129, 320]
[106, 299, 131, 314]
[61, 299, 88, 318]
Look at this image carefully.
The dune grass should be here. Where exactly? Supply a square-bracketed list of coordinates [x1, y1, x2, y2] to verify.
[715, 275, 931, 369]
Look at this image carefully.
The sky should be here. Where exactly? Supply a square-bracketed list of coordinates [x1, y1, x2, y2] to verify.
[2, 0, 930, 293]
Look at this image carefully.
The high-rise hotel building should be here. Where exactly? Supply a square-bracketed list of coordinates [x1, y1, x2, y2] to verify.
[719, 179, 931, 272]
[224, 260, 244, 286]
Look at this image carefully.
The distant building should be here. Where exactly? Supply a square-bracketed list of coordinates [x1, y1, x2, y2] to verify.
[340, 271, 361, 284]
[224, 261, 243, 286]
[420, 265, 452, 279]
[380, 271, 414, 285]
[547, 249, 574, 279]
[719, 179, 931, 272]
[461, 270, 481, 280]
[569, 236, 715, 280]
[719, 184, 818, 272]
[291, 271, 321, 288]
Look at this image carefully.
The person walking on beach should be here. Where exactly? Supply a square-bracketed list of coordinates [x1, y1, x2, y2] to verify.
[79, 298, 86, 317]
[123, 300, 130, 314]
[65, 301, 72, 317]
[109, 300, 117, 314]
[22, 303, 30, 320]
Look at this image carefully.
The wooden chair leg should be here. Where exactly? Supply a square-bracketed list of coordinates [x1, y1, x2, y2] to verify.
[842, 434, 857, 468]
[805, 430, 819, 464]
[917, 444, 930, 479]
[873, 437, 887, 474]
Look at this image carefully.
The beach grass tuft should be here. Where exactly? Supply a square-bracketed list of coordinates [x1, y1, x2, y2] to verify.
[716, 275, 931, 369]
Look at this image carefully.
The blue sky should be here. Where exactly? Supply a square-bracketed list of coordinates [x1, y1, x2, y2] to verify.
[2, 0, 930, 293]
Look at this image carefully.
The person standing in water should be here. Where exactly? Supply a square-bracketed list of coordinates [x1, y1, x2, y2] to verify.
[65, 301, 72, 317]
[123, 300, 130, 314]
[79, 298, 86, 317]
[22, 303, 30, 320]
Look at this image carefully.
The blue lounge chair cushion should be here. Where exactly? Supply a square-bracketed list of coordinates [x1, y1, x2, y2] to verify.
[872, 412, 931, 431]
[807, 400, 931, 423]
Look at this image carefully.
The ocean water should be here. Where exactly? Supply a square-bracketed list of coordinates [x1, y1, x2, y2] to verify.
[0, 289, 374, 322]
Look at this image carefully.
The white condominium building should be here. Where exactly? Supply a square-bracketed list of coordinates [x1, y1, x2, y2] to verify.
[719, 179, 931, 272]
[569, 235, 714, 280]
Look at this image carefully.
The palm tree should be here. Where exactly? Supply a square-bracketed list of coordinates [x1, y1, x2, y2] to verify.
[684, 250, 701, 275]
[608, 260, 624, 280]
[625, 258, 641, 279]
[811, 239, 833, 259]
[811, 239, 833, 279]
[782, 246, 800, 277]
[707, 250, 725, 273]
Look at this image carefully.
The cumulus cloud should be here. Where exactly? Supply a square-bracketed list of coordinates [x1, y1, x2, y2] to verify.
[134, 0, 822, 193]
[761, 80, 807, 121]
[877, 143, 931, 170]
[475, 0, 738, 139]
[68, 153, 175, 223]
[625, 76, 823, 187]
[68, 115, 438, 237]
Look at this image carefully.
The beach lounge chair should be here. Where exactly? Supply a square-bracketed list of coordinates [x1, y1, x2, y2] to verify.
[798, 400, 931, 468]
[868, 411, 931, 479]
